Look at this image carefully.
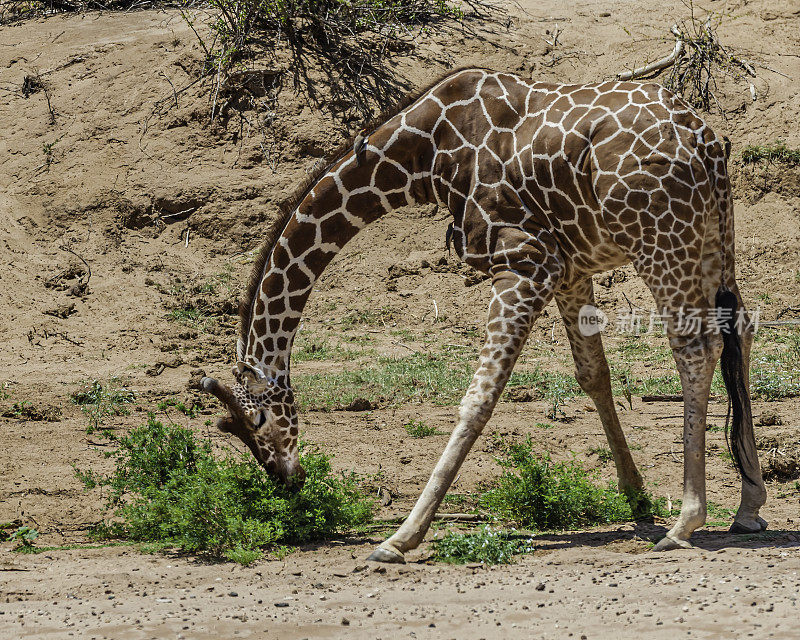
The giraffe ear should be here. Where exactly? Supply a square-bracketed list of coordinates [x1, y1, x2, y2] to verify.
[235, 361, 269, 395]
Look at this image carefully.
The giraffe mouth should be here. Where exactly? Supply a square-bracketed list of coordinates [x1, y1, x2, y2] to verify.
[201, 376, 305, 490]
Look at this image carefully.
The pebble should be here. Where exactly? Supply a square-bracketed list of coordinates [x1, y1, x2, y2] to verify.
[274, 603, 289, 608]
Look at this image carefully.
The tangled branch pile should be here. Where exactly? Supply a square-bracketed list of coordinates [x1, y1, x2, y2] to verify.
[0, 0, 189, 23]
[617, 11, 757, 113]
[192, 0, 504, 115]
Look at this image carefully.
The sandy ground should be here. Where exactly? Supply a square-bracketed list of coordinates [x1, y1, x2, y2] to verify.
[3, 534, 800, 639]
[1, 0, 799, 637]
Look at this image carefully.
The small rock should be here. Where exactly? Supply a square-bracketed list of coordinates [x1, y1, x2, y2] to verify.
[341, 617, 350, 626]
[187, 369, 206, 390]
[344, 397, 374, 411]
[229, 591, 238, 597]
[274, 602, 289, 608]
[535, 583, 546, 591]
[43, 303, 76, 319]
[757, 411, 782, 426]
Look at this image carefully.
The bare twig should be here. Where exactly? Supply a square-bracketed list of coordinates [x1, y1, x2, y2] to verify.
[160, 71, 179, 109]
[59, 243, 91, 293]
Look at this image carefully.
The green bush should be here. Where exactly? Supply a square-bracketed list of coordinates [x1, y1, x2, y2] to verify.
[432, 526, 533, 565]
[76, 416, 372, 561]
[479, 439, 640, 531]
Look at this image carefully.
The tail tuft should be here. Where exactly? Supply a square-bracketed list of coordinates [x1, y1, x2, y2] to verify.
[715, 286, 758, 485]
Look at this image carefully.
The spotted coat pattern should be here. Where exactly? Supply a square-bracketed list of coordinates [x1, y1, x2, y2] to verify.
[201, 69, 766, 559]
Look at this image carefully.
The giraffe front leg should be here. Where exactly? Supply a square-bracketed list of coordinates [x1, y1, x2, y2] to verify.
[366, 391, 497, 563]
[653, 332, 721, 551]
[368, 260, 563, 563]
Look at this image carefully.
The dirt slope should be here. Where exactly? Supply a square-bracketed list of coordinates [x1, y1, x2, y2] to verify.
[0, 0, 799, 637]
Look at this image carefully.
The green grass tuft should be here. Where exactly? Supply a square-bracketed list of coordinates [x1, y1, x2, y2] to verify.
[588, 446, 614, 463]
[741, 140, 800, 165]
[403, 419, 443, 438]
[750, 333, 800, 400]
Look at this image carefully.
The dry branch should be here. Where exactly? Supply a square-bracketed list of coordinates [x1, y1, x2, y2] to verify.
[617, 26, 685, 81]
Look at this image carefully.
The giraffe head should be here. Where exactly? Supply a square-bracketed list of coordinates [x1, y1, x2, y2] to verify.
[200, 362, 305, 489]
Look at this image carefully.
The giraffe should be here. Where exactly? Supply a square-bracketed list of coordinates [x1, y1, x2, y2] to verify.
[200, 67, 767, 562]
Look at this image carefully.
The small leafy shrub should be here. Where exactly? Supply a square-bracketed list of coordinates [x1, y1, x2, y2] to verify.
[72, 380, 135, 434]
[403, 419, 442, 438]
[588, 447, 614, 463]
[76, 416, 372, 562]
[480, 439, 641, 530]
[9, 526, 39, 553]
[432, 526, 533, 565]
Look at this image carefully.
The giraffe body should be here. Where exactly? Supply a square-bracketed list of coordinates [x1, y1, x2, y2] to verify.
[201, 69, 767, 561]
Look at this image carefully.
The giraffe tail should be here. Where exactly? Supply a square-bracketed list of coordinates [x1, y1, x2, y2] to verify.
[708, 131, 758, 486]
[715, 283, 758, 487]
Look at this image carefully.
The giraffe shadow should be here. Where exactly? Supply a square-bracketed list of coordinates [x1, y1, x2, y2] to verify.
[523, 523, 800, 553]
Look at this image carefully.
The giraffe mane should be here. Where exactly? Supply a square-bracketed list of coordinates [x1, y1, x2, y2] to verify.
[238, 66, 490, 357]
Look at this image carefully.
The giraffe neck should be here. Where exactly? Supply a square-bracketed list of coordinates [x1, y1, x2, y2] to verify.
[242, 128, 438, 377]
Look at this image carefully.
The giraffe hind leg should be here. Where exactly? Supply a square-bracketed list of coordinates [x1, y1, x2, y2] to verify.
[555, 279, 651, 519]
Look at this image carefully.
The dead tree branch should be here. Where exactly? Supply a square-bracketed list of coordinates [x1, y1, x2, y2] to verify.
[617, 25, 685, 81]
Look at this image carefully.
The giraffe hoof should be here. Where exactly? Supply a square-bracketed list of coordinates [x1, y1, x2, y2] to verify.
[367, 545, 406, 564]
[729, 517, 768, 534]
[653, 535, 693, 551]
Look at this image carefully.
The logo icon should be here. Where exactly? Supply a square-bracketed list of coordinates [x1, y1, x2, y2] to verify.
[578, 304, 608, 337]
